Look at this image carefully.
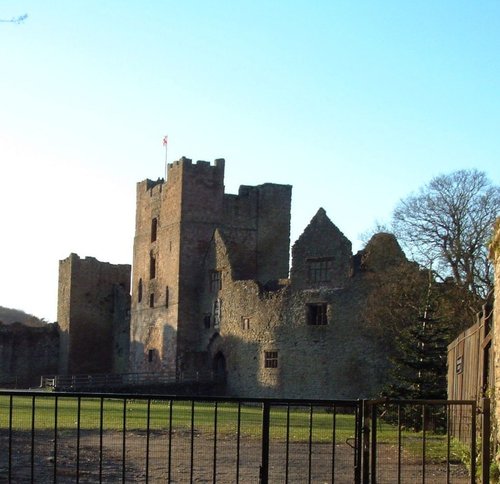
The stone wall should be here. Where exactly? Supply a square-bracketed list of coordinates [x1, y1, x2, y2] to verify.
[129, 157, 292, 376]
[128, 157, 426, 399]
[197, 212, 404, 399]
[57, 253, 131, 375]
[490, 218, 500, 439]
[0, 322, 59, 387]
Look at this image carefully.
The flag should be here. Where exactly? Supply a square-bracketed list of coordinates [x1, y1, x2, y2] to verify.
[162, 135, 168, 146]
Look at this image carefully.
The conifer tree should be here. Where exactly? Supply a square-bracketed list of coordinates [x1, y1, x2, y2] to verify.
[382, 276, 451, 430]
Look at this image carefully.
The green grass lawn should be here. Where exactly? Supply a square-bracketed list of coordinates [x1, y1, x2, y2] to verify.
[0, 396, 354, 440]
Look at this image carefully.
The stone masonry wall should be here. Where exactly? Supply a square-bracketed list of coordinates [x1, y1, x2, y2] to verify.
[130, 157, 292, 377]
[490, 218, 500, 441]
[57, 253, 131, 375]
[0, 322, 59, 387]
[198, 216, 392, 399]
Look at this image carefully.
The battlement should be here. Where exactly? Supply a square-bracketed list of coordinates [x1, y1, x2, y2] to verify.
[167, 157, 225, 172]
[137, 178, 164, 197]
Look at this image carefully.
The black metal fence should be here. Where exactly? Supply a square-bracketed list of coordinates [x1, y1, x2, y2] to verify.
[40, 370, 214, 391]
[360, 399, 480, 484]
[0, 391, 481, 483]
[0, 391, 360, 483]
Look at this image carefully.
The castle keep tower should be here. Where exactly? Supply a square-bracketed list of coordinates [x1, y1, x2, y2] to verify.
[129, 157, 292, 375]
[57, 253, 131, 375]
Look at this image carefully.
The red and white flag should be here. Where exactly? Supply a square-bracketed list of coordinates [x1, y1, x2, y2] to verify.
[162, 135, 168, 146]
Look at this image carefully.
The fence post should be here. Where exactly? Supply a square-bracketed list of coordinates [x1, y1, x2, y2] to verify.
[371, 403, 377, 484]
[260, 401, 270, 484]
[362, 400, 371, 484]
[354, 401, 363, 484]
[482, 398, 490, 484]
[471, 400, 477, 484]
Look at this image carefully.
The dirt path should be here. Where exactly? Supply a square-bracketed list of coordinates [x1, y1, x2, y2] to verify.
[0, 430, 470, 483]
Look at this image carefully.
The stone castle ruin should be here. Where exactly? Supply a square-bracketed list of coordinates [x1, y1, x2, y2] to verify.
[127, 157, 407, 398]
[1, 157, 415, 397]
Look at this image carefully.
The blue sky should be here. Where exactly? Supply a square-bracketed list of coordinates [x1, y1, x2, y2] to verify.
[1, 1, 499, 322]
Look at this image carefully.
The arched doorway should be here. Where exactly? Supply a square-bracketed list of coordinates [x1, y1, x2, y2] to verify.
[213, 352, 226, 382]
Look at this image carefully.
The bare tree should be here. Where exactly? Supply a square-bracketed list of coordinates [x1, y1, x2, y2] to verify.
[392, 169, 499, 305]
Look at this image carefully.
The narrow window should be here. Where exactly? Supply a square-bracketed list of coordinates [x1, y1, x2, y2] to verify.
[148, 349, 154, 362]
[210, 270, 222, 292]
[150, 253, 156, 279]
[242, 317, 250, 330]
[307, 303, 328, 325]
[203, 314, 211, 329]
[213, 298, 221, 329]
[165, 286, 169, 307]
[138, 278, 143, 303]
[264, 351, 278, 369]
[151, 218, 158, 242]
[307, 258, 333, 283]
[149, 293, 155, 308]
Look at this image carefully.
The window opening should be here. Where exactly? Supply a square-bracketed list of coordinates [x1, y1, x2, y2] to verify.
[151, 218, 158, 242]
[307, 258, 333, 283]
[148, 349, 154, 363]
[204, 314, 211, 329]
[165, 286, 169, 307]
[213, 298, 221, 329]
[150, 253, 156, 279]
[210, 270, 222, 292]
[138, 278, 143, 303]
[264, 351, 278, 368]
[307, 303, 328, 325]
[149, 293, 155, 308]
[242, 317, 250, 330]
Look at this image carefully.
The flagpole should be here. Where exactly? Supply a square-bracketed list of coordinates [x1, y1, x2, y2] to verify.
[163, 135, 168, 179]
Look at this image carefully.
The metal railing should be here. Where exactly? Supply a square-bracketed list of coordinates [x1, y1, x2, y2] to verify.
[0, 390, 360, 483]
[40, 370, 214, 390]
[360, 398, 480, 484]
[0, 391, 482, 483]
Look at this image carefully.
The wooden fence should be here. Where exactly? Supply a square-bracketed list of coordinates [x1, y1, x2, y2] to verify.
[447, 294, 494, 403]
[447, 293, 494, 445]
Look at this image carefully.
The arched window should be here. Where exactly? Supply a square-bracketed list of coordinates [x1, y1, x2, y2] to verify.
[165, 286, 169, 307]
[138, 278, 143, 303]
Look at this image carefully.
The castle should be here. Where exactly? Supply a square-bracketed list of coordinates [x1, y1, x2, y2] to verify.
[126, 157, 405, 398]
[1, 157, 411, 397]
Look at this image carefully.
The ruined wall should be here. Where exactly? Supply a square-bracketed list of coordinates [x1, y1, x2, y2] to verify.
[198, 213, 393, 399]
[129, 157, 292, 376]
[220, 183, 292, 283]
[57, 253, 131, 375]
[130, 177, 177, 373]
[290, 208, 352, 290]
[0, 322, 59, 387]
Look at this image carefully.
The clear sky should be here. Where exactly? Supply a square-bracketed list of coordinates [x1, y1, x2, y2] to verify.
[1, 1, 499, 322]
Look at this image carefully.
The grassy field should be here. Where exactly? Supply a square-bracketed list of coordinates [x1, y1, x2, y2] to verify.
[0, 395, 468, 464]
[0, 396, 354, 439]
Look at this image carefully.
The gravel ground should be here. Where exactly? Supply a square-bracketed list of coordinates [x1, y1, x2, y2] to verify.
[0, 429, 470, 483]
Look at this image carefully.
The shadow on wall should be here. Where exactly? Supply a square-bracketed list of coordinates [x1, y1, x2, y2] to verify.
[207, 333, 280, 398]
[0, 322, 59, 388]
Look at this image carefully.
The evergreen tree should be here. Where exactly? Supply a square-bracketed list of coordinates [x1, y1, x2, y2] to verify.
[386, 308, 449, 401]
[382, 278, 452, 430]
